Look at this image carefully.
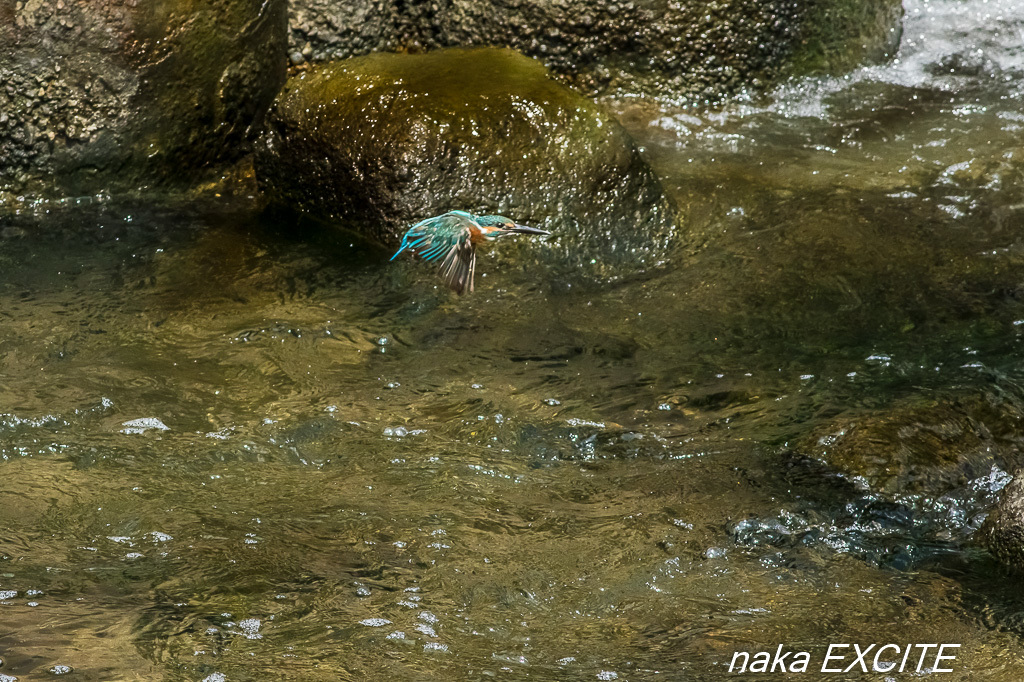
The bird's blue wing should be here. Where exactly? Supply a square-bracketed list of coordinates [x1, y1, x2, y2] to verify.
[391, 212, 474, 261]
[390, 216, 438, 261]
[391, 212, 478, 294]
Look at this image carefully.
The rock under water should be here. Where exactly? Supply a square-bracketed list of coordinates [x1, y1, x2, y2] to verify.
[981, 474, 1024, 572]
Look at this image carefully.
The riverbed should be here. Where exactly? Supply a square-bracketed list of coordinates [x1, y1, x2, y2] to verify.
[1, 0, 1023, 679]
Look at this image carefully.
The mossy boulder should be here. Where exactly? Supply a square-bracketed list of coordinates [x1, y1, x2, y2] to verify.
[256, 48, 678, 281]
[0, 0, 287, 202]
[287, 0, 903, 100]
[979, 474, 1024, 571]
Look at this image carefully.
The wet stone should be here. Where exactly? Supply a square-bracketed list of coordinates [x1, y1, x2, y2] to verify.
[0, 0, 289, 202]
[286, 0, 903, 101]
[256, 47, 678, 284]
[980, 473, 1024, 572]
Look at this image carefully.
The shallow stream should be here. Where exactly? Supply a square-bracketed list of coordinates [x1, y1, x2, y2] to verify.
[2, 0, 1024, 679]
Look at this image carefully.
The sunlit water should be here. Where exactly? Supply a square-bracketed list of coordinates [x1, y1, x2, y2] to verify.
[3, 0, 1024, 679]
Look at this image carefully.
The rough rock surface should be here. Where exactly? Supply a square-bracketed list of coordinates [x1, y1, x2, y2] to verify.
[286, 0, 904, 100]
[980, 473, 1024, 571]
[256, 48, 678, 282]
[287, 0, 400, 62]
[0, 0, 288, 201]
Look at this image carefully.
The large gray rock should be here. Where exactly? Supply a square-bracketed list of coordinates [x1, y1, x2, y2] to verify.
[256, 48, 678, 282]
[287, 0, 904, 100]
[0, 0, 287, 202]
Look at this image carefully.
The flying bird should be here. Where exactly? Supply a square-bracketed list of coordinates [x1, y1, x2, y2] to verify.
[390, 210, 550, 294]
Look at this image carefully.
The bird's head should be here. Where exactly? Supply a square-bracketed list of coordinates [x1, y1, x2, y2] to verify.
[475, 215, 550, 240]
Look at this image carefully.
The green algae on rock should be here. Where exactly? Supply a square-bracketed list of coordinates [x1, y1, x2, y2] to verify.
[286, 0, 903, 102]
[0, 0, 287, 202]
[256, 48, 678, 282]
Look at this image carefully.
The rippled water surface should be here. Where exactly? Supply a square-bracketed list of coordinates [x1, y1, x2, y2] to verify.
[3, 0, 1024, 679]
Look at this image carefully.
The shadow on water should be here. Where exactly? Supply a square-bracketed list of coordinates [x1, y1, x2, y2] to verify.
[3, 0, 1024, 678]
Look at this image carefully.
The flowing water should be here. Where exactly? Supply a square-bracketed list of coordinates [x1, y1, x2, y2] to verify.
[3, 0, 1024, 679]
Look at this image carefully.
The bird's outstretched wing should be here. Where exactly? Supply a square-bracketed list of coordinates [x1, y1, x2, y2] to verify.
[438, 235, 476, 295]
[391, 212, 477, 295]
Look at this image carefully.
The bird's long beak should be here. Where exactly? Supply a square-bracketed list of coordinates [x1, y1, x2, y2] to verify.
[509, 224, 550, 235]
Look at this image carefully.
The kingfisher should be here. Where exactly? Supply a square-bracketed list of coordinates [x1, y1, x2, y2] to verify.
[390, 210, 550, 294]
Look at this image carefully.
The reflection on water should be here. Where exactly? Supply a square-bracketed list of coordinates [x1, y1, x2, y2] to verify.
[3, 0, 1024, 678]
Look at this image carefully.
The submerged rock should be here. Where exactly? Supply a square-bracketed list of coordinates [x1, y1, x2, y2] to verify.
[795, 393, 1022, 496]
[0, 0, 288, 202]
[785, 393, 1021, 568]
[980, 473, 1024, 571]
[287, 0, 904, 100]
[256, 48, 678, 282]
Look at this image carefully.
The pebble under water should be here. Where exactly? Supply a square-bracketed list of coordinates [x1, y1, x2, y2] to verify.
[3, 0, 1024, 679]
